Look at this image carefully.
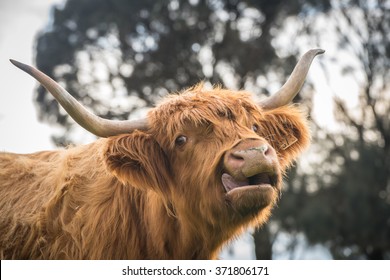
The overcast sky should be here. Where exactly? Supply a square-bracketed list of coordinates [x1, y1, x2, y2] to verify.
[0, 0, 63, 153]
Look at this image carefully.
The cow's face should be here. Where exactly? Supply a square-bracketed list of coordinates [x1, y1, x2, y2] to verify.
[152, 88, 281, 221]
[105, 85, 309, 228]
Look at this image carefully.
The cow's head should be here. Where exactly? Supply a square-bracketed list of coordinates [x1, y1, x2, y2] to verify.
[10, 49, 323, 231]
[143, 87, 312, 226]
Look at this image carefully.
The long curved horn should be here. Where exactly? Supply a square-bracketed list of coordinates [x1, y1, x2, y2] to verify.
[10, 59, 149, 137]
[260, 49, 325, 110]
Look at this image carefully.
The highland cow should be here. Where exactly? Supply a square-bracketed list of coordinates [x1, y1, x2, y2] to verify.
[0, 49, 324, 259]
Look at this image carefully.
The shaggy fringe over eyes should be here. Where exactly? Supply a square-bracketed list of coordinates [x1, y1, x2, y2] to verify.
[148, 83, 263, 147]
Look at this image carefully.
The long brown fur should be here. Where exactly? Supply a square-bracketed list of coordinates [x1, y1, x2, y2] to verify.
[0, 85, 310, 259]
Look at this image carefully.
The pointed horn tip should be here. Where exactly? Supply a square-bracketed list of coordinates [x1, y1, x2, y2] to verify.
[9, 59, 31, 72]
[9, 59, 19, 66]
[310, 48, 325, 56]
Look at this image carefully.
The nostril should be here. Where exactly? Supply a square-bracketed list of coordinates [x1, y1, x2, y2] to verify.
[224, 151, 246, 172]
[259, 144, 269, 155]
[230, 152, 244, 161]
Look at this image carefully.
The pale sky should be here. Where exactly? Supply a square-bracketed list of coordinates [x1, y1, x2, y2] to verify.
[0, 0, 63, 153]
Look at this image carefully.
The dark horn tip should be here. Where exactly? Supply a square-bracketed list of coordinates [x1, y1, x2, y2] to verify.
[9, 59, 31, 73]
[312, 49, 325, 55]
[9, 59, 18, 65]
[9, 58, 22, 66]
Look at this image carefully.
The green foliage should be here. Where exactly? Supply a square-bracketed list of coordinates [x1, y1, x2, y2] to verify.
[272, 0, 390, 259]
[276, 137, 390, 259]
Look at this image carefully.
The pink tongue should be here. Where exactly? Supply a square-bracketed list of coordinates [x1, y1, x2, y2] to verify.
[221, 173, 249, 192]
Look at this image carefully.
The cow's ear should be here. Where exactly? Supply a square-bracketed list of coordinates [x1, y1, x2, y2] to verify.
[104, 131, 172, 196]
[259, 106, 310, 169]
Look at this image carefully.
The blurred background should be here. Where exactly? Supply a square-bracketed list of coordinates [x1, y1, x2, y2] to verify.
[0, 0, 389, 259]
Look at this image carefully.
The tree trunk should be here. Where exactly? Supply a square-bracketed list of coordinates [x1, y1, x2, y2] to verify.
[253, 224, 272, 260]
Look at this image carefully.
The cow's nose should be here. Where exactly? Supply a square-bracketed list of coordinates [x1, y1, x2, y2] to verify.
[234, 144, 270, 158]
[224, 143, 277, 179]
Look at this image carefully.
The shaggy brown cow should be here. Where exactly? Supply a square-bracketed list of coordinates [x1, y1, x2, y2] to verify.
[0, 49, 323, 259]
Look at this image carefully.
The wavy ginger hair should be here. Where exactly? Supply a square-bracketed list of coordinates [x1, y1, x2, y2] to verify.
[0, 84, 309, 259]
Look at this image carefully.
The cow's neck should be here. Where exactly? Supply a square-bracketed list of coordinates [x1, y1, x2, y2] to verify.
[139, 191, 237, 259]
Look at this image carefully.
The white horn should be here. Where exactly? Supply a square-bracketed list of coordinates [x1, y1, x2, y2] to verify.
[260, 49, 325, 109]
[10, 59, 148, 137]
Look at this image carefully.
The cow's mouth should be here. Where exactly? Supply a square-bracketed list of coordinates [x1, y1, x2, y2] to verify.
[222, 171, 281, 216]
[221, 172, 278, 193]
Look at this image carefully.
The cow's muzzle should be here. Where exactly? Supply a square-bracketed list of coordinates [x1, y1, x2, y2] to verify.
[222, 139, 280, 193]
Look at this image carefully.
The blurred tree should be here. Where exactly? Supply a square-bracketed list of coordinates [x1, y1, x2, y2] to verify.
[272, 0, 390, 259]
[34, 0, 329, 144]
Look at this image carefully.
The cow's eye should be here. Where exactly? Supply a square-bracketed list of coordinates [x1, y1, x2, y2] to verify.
[175, 135, 187, 147]
[252, 124, 258, 133]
